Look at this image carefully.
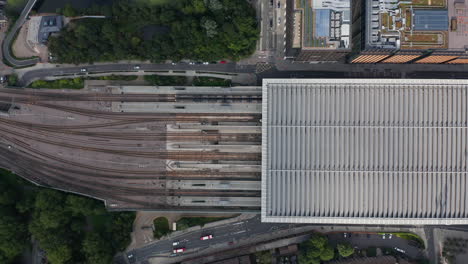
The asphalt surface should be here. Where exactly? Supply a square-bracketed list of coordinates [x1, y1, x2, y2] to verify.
[328, 232, 424, 259]
[2, 0, 40, 67]
[18, 62, 255, 86]
[125, 215, 292, 264]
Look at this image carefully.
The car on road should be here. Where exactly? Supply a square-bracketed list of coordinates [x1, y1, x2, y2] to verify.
[343, 233, 348, 238]
[382, 234, 386, 239]
[172, 241, 180, 246]
[173, 248, 185, 253]
[134, 65, 141, 70]
[203, 62, 209, 65]
[394, 247, 406, 253]
[127, 254, 133, 259]
[219, 61, 227, 64]
[201, 235, 213, 240]
[80, 68, 87, 72]
[388, 233, 393, 239]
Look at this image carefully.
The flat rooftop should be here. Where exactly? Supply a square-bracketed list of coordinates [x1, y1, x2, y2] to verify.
[262, 79, 468, 225]
[365, 0, 468, 51]
[293, 0, 350, 49]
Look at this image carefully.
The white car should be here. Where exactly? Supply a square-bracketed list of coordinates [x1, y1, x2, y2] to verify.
[172, 241, 180, 246]
[388, 234, 393, 239]
[203, 62, 209, 65]
[80, 68, 87, 72]
[173, 248, 185, 253]
[200, 235, 213, 240]
[134, 65, 141, 70]
[394, 247, 406, 254]
[382, 234, 386, 239]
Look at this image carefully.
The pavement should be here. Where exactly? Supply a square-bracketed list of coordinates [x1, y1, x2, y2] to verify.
[2, 0, 40, 67]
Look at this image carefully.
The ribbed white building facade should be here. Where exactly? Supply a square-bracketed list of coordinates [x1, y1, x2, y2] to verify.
[261, 79, 468, 225]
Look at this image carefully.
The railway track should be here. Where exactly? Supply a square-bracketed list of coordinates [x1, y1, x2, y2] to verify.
[0, 88, 263, 210]
[0, 118, 260, 142]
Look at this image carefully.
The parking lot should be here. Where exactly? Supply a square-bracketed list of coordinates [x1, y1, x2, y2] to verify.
[327, 232, 425, 259]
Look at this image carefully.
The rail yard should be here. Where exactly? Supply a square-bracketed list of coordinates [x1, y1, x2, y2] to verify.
[0, 81, 262, 211]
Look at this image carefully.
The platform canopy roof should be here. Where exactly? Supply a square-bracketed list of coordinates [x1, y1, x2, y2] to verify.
[261, 79, 468, 225]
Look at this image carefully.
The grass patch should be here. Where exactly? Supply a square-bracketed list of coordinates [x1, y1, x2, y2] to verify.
[88, 75, 138, 81]
[193, 77, 231, 87]
[28, 78, 84, 89]
[153, 217, 170, 239]
[144, 75, 187, 86]
[176, 216, 232, 231]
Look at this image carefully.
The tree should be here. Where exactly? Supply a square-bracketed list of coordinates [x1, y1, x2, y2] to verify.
[66, 195, 102, 216]
[320, 245, 335, 261]
[202, 18, 218, 38]
[310, 234, 328, 250]
[47, 245, 73, 264]
[7, 74, 18, 86]
[62, 3, 77, 17]
[48, 0, 259, 63]
[337, 243, 354, 258]
[82, 233, 113, 264]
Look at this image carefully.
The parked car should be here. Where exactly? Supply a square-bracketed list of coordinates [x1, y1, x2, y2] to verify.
[201, 235, 213, 240]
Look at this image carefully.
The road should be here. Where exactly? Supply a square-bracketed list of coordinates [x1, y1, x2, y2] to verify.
[124, 215, 431, 264]
[2, 0, 40, 67]
[125, 215, 294, 264]
[18, 62, 255, 86]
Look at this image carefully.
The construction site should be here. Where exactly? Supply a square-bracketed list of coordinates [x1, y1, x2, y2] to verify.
[0, 81, 262, 212]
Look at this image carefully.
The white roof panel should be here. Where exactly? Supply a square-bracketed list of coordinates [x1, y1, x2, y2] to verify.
[261, 79, 468, 225]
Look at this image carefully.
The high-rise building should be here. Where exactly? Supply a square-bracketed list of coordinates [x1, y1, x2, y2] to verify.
[351, 0, 468, 63]
[285, 0, 352, 62]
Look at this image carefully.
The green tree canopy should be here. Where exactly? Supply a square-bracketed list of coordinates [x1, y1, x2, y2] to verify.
[320, 245, 335, 261]
[337, 243, 355, 258]
[83, 233, 113, 264]
[48, 0, 258, 63]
